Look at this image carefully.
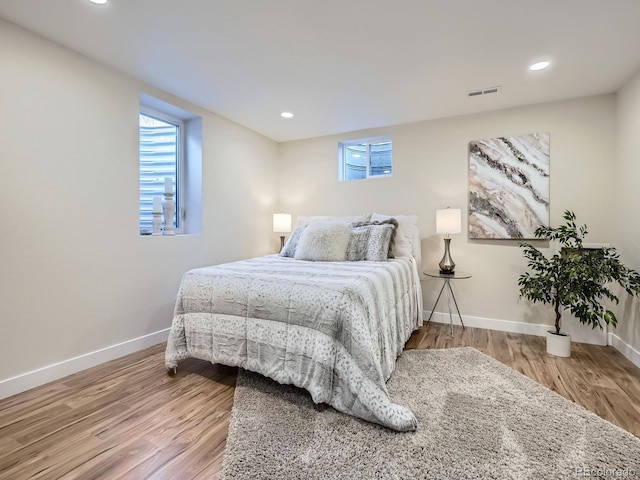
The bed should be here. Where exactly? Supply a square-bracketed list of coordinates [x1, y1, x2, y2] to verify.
[165, 214, 423, 431]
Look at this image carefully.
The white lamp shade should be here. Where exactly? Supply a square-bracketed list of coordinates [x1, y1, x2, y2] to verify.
[436, 208, 462, 234]
[273, 213, 292, 233]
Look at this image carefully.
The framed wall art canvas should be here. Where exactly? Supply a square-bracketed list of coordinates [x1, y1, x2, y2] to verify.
[468, 132, 549, 239]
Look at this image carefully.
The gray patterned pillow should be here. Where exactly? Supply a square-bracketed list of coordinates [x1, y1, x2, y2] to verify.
[346, 224, 394, 261]
[346, 228, 369, 261]
[352, 218, 399, 258]
[280, 226, 304, 257]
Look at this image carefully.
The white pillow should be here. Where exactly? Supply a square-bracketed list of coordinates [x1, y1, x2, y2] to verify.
[371, 213, 418, 258]
[296, 214, 371, 227]
[294, 222, 352, 261]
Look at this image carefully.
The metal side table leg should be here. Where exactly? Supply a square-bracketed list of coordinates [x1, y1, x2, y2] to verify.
[426, 281, 447, 324]
[444, 278, 455, 336]
[447, 280, 465, 331]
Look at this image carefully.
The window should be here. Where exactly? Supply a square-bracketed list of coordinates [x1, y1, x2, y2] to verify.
[339, 137, 392, 181]
[139, 93, 202, 235]
[139, 110, 182, 233]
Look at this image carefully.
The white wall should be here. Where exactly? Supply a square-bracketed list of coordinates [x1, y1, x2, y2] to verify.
[278, 95, 617, 328]
[614, 66, 640, 352]
[0, 19, 278, 384]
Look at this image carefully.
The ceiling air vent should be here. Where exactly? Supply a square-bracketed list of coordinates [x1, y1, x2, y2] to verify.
[467, 86, 501, 97]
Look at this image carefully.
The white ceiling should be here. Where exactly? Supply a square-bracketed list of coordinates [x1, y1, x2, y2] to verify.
[2, 0, 640, 142]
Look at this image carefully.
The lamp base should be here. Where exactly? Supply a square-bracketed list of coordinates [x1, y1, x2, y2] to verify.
[279, 235, 285, 252]
[439, 238, 456, 274]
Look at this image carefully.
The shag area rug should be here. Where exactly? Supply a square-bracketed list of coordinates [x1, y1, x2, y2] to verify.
[221, 348, 640, 479]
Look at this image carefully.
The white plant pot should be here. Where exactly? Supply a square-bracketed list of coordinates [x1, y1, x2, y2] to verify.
[546, 331, 571, 357]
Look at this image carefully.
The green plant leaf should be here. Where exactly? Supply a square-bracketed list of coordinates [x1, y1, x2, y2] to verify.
[518, 211, 640, 331]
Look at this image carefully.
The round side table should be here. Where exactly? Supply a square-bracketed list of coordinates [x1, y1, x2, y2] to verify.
[423, 270, 472, 336]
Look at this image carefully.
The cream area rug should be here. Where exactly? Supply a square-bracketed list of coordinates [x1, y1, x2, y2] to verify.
[221, 348, 640, 479]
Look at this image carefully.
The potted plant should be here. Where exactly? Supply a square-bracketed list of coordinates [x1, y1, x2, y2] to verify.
[518, 210, 640, 357]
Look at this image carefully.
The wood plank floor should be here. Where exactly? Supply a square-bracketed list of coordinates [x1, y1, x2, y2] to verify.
[1, 322, 639, 479]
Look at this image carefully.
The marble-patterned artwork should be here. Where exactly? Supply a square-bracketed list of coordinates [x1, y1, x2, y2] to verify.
[469, 132, 549, 239]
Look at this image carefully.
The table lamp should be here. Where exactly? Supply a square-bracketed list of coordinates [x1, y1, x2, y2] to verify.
[436, 208, 462, 274]
[273, 213, 292, 252]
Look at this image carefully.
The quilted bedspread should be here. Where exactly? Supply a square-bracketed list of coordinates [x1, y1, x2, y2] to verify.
[165, 255, 423, 431]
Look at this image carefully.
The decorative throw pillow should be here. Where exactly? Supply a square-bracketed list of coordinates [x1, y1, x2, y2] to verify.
[363, 224, 394, 261]
[352, 218, 399, 258]
[294, 222, 351, 261]
[345, 228, 369, 261]
[346, 224, 395, 261]
[280, 226, 304, 257]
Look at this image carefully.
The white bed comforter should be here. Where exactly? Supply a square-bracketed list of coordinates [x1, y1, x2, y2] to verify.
[165, 255, 423, 431]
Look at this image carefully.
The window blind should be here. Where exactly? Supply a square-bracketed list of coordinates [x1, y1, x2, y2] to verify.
[139, 114, 178, 233]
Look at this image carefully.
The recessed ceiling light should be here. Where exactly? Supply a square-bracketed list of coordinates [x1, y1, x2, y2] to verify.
[89, 0, 108, 4]
[281, 112, 294, 119]
[529, 61, 551, 71]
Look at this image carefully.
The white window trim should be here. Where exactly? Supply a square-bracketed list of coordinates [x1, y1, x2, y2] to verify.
[338, 135, 392, 181]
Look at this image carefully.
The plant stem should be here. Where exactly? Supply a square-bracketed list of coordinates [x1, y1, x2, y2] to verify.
[554, 294, 561, 334]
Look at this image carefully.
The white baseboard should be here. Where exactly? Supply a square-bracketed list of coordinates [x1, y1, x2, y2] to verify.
[425, 310, 550, 337]
[426, 310, 640, 368]
[4, 319, 639, 401]
[0, 328, 170, 401]
[608, 332, 640, 368]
